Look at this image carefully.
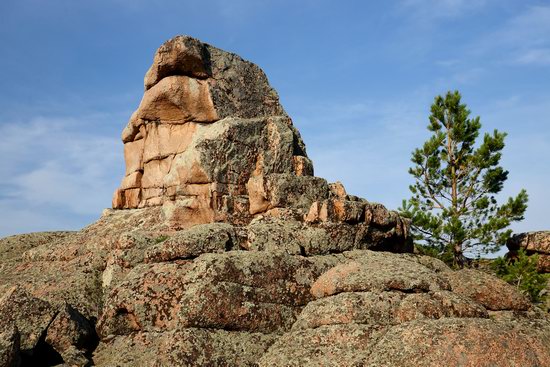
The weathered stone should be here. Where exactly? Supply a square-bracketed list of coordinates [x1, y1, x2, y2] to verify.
[94, 328, 277, 367]
[507, 230, 550, 254]
[443, 268, 531, 311]
[144, 222, 235, 262]
[295, 290, 487, 331]
[138, 76, 218, 123]
[144, 35, 286, 119]
[292, 155, 314, 176]
[243, 218, 304, 254]
[507, 231, 550, 273]
[307, 198, 366, 224]
[264, 174, 329, 212]
[310, 251, 450, 299]
[366, 318, 550, 367]
[97, 252, 339, 338]
[292, 292, 404, 330]
[0, 323, 20, 367]
[45, 303, 97, 366]
[243, 218, 412, 255]
[258, 324, 380, 367]
[0, 287, 57, 352]
[0, 231, 73, 262]
[144, 35, 211, 90]
[111, 36, 410, 258]
[393, 290, 488, 322]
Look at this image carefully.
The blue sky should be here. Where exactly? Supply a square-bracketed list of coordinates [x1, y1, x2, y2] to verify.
[0, 0, 549, 241]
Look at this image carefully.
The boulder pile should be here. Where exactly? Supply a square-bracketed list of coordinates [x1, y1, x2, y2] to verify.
[1, 36, 550, 366]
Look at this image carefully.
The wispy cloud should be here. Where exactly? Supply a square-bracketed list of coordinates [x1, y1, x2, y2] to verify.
[0, 115, 123, 236]
[292, 95, 431, 208]
[514, 48, 550, 66]
[478, 5, 550, 66]
[398, 0, 492, 21]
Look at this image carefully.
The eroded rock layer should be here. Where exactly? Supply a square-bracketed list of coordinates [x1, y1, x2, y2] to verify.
[2, 36, 550, 367]
[112, 36, 299, 219]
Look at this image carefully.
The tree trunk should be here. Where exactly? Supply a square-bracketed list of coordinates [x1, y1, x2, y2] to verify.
[453, 242, 465, 268]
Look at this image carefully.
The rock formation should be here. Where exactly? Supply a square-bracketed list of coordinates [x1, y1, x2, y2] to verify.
[508, 231, 550, 272]
[1, 36, 550, 366]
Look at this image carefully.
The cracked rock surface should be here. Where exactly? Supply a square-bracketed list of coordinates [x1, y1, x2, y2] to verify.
[1, 36, 550, 366]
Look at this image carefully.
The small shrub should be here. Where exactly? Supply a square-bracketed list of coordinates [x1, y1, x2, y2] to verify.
[492, 249, 549, 304]
[154, 235, 169, 244]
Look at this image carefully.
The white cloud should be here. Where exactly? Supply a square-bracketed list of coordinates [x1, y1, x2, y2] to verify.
[477, 5, 550, 66]
[498, 5, 550, 45]
[514, 48, 550, 66]
[0, 115, 124, 237]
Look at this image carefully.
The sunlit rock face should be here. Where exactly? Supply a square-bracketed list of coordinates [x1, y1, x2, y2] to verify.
[4, 36, 550, 367]
[111, 35, 411, 249]
[112, 35, 318, 228]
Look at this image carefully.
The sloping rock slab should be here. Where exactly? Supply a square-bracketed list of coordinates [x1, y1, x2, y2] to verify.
[443, 268, 531, 311]
[93, 328, 276, 367]
[366, 318, 550, 367]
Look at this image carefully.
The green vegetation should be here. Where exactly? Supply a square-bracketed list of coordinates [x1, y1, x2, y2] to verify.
[400, 91, 528, 267]
[154, 235, 169, 244]
[492, 249, 549, 304]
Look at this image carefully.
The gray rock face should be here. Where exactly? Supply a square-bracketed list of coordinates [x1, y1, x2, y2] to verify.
[2, 36, 550, 366]
[0, 323, 20, 367]
[111, 35, 411, 260]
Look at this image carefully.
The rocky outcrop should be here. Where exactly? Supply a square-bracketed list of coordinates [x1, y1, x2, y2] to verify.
[113, 36, 298, 218]
[0, 287, 96, 366]
[508, 231, 550, 272]
[1, 36, 550, 366]
[110, 35, 409, 256]
[0, 323, 20, 367]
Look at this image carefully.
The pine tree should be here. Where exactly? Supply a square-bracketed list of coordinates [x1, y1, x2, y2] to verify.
[400, 91, 528, 267]
[492, 249, 549, 304]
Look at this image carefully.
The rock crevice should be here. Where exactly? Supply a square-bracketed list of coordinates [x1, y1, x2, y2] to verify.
[1, 36, 549, 367]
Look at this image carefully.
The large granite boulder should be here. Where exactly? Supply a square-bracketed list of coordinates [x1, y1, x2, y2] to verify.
[1, 36, 550, 366]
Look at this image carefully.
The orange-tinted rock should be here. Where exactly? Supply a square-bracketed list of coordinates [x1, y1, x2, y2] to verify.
[97, 252, 338, 337]
[292, 155, 314, 176]
[366, 318, 550, 367]
[123, 139, 144, 176]
[111, 36, 410, 253]
[137, 76, 217, 123]
[507, 231, 550, 273]
[444, 268, 531, 311]
[144, 35, 211, 90]
[310, 251, 449, 299]
[45, 303, 96, 365]
[6, 36, 548, 367]
[507, 231, 550, 254]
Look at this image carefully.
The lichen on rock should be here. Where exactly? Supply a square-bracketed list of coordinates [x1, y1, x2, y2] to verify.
[1, 35, 550, 366]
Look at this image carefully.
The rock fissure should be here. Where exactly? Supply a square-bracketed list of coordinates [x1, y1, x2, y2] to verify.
[2, 35, 550, 366]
